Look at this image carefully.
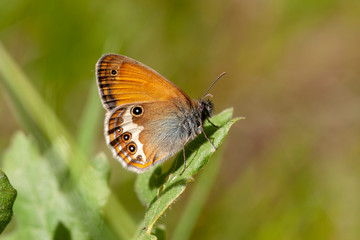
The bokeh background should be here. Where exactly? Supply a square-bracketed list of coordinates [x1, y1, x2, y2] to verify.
[1, 0, 360, 239]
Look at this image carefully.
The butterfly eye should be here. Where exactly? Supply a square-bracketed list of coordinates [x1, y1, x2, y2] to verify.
[127, 143, 137, 154]
[111, 69, 118, 75]
[122, 132, 132, 142]
[196, 120, 201, 128]
[131, 106, 144, 117]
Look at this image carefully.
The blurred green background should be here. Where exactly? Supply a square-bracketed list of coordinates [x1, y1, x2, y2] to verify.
[1, 0, 360, 239]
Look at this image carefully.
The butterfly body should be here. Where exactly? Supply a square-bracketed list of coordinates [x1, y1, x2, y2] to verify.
[96, 54, 214, 173]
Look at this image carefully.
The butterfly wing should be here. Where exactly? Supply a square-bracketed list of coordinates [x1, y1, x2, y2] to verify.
[105, 102, 192, 172]
[96, 54, 193, 111]
[96, 54, 196, 172]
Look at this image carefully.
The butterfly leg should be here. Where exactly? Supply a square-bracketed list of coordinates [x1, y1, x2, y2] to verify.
[180, 147, 187, 176]
[201, 125, 217, 151]
[179, 138, 192, 175]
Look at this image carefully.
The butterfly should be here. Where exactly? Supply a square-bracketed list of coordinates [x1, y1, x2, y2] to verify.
[96, 54, 224, 174]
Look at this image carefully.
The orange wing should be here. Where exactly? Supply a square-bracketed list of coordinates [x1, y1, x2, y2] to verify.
[96, 54, 193, 111]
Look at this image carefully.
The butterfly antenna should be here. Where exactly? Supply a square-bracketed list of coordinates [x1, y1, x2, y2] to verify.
[201, 72, 226, 100]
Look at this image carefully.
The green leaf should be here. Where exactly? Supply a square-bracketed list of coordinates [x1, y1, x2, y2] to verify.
[0, 169, 17, 234]
[1, 132, 112, 240]
[136, 224, 166, 240]
[134, 108, 243, 237]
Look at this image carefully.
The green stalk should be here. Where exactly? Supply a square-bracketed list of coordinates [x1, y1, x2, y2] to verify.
[104, 194, 138, 239]
[172, 150, 223, 240]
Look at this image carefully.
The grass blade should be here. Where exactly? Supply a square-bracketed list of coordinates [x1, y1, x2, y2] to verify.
[76, 84, 103, 158]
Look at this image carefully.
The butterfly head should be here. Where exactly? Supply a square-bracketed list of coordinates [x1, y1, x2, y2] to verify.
[198, 98, 213, 124]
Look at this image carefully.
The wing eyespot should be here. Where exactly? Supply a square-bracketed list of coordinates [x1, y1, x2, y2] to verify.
[111, 69, 118, 75]
[122, 132, 132, 143]
[116, 117, 123, 124]
[114, 127, 123, 137]
[131, 106, 144, 117]
[108, 127, 122, 136]
[127, 142, 137, 155]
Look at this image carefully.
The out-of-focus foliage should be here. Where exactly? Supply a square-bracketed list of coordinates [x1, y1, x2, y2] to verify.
[1, 132, 112, 240]
[1, 0, 360, 239]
